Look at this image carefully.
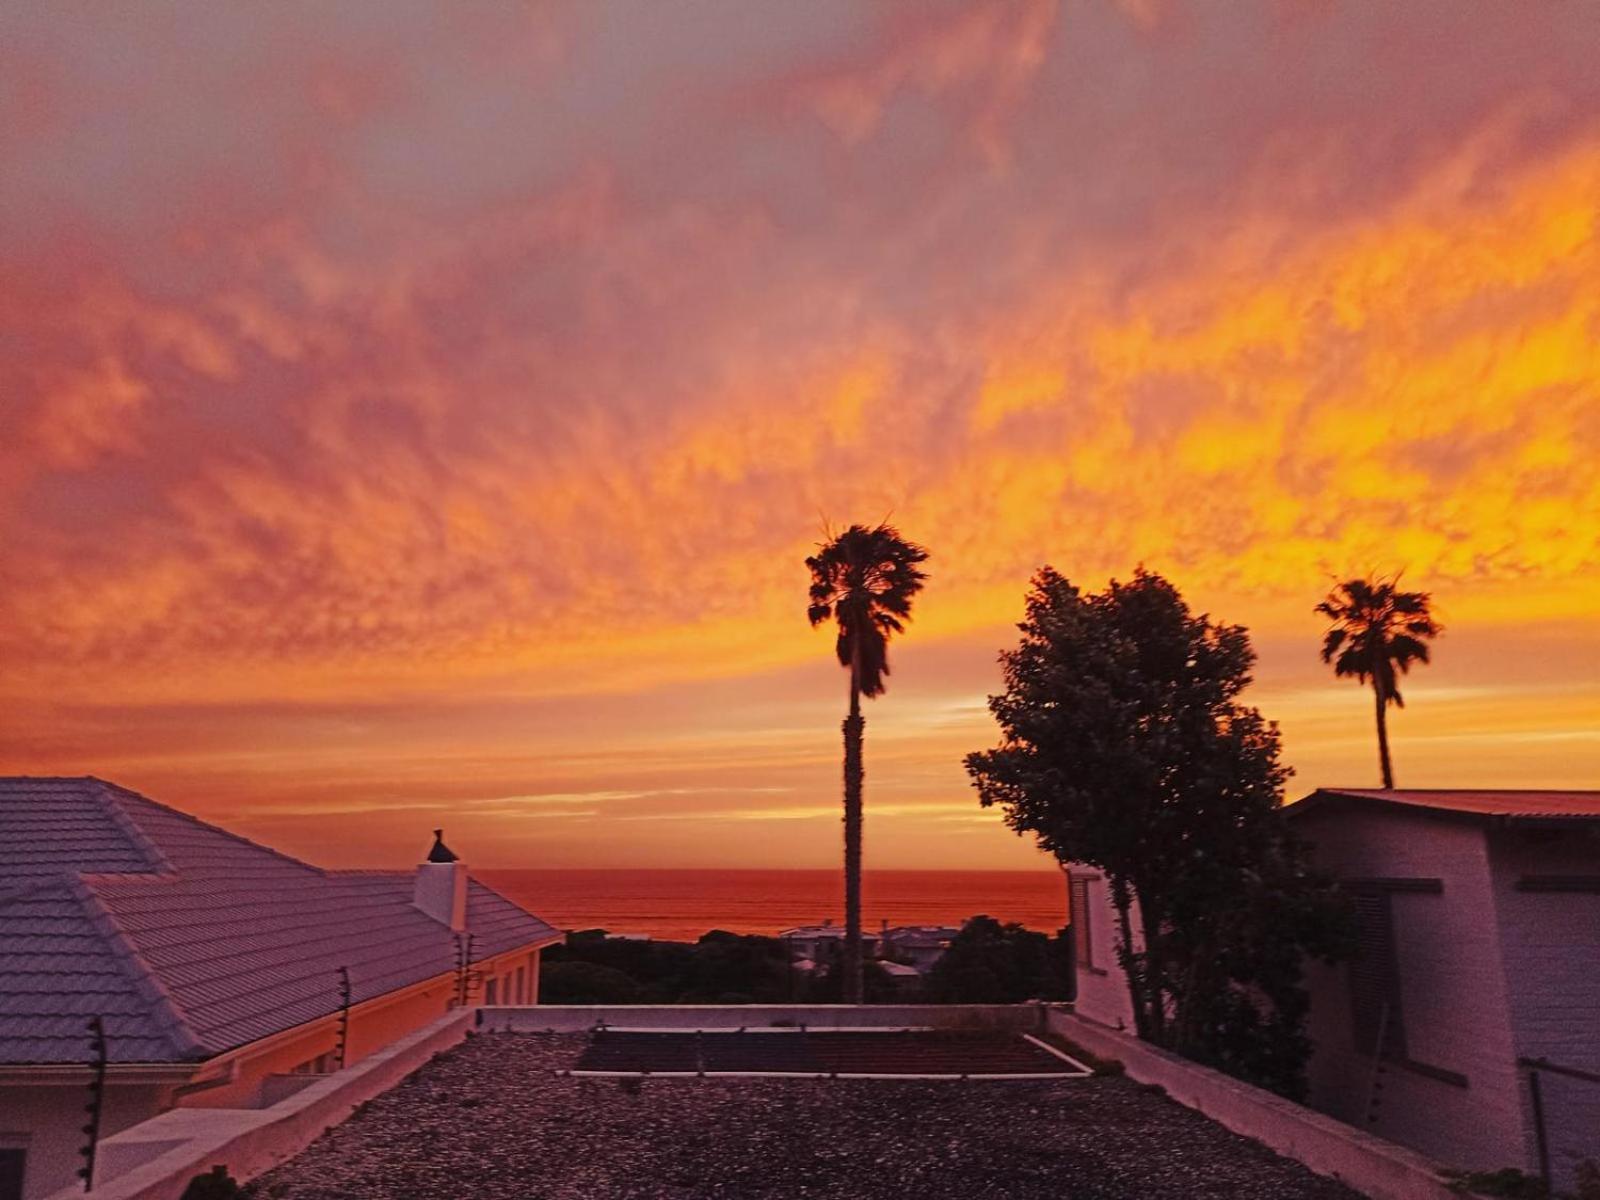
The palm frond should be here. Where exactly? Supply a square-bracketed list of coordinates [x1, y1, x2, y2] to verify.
[806, 522, 929, 698]
[1314, 574, 1440, 709]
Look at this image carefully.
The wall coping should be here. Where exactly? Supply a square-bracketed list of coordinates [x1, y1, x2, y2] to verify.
[479, 1003, 1049, 1033]
[45, 1009, 473, 1200]
[1047, 1010, 1469, 1200]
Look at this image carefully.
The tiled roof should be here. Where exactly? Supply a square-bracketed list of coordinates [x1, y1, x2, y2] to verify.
[0, 778, 561, 1065]
[1290, 788, 1600, 821]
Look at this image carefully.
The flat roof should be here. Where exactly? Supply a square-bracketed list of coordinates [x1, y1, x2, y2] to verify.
[247, 1031, 1363, 1200]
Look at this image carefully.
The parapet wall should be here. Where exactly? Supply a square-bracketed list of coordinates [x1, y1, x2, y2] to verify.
[479, 1003, 1049, 1033]
[45, 1010, 473, 1200]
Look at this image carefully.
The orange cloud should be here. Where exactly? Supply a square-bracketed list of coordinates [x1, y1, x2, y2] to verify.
[1, 3, 1597, 868]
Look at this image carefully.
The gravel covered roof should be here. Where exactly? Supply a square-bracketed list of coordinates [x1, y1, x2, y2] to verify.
[248, 1032, 1367, 1200]
[0, 777, 560, 1064]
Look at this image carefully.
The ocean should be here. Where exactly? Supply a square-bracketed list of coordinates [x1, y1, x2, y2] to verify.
[478, 868, 1069, 942]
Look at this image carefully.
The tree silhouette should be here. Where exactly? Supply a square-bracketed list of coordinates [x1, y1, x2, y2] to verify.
[967, 568, 1352, 1096]
[1316, 576, 1441, 789]
[806, 523, 928, 1004]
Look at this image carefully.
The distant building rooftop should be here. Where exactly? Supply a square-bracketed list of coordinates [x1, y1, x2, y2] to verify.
[1289, 787, 1600, 824]
[0, 777, 559, 1064]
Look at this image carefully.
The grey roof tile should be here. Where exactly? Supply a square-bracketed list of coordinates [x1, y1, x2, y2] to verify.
[1, 777, 560, 1065]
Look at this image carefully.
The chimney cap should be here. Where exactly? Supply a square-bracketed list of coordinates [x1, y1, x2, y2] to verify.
[426, 829, 459, 863]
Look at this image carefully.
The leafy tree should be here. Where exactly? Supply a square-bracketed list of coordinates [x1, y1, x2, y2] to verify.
[538, 961, 643, 1005]
[965, 567, 1352, 1097]
[922, 916, 1069, 1003]
[805, 958, 897, 1004]
[806, 523, 929, 1003]
[1316, 576, 1442, 788]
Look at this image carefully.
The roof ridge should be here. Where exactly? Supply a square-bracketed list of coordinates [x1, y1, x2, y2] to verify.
[65, 875, 209, 1061]
[86, 778, 176, 875]
[89, 777, 328, 877]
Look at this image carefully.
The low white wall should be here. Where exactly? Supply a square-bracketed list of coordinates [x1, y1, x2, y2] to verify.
[478, 1003, 1049, 1033]
[45, 1010, 473, 1200]
[1047, 1011, 1465, 1200]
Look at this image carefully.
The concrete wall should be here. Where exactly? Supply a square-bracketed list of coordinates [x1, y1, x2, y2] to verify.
[0, 1082, 177, 1200]
[43, 1011, 473, 1200]
[479, 1003, 1048, 1033]
[1048, 1010, 1463, 1200]
[1486, 827, 1600, 1192]
[5, 944, 545, 1198]
[1294, 806, 1529, 1175]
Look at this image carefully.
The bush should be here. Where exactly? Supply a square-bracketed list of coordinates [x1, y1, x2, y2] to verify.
[537, 961, 642, 1005]
[181, 1166, 241, 1200]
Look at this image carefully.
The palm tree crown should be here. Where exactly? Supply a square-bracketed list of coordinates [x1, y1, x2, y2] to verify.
[1316, 575, 1441, 789]
[806, 523, 929, 698]
[1316, 577, 1440, 707]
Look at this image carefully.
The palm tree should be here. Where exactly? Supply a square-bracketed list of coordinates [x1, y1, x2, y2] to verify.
[807, 523, 929, 1004]
[1316, 576, 1441, 789]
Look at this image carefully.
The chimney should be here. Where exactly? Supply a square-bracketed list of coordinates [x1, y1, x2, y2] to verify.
[414, 829, 467, 932]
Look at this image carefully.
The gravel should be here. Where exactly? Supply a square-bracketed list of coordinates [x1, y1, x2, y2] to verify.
[246, 1032, 1367, 1200]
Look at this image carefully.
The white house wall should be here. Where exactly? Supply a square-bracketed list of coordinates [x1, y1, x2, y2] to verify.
[1485, 827, 1600, 1193]
[1065, 866, 1138, 1032]
[1295, 806, 1529, 1176]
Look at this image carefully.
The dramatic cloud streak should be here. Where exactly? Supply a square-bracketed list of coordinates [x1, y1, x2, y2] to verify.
[2, 2, 1597, 867]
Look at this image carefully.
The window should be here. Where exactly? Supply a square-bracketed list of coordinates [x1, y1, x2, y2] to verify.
[0, 1146, 25, 1200]
[1069, 876, 1094, 969]
[485, 977, 498, 1005]
[515, 966, 527, 1004]
[1349, 890, 1406, 1057]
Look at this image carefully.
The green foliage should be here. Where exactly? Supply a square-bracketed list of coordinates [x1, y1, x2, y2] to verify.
[1441, 1167, 1548, 1198]
[804, 957, 897, 1004]
[965, 567, 1355, 1098]
[181, 1165, 242, 1200]
[922, 915, 1070, 1003]
[544, 931, 803, 1004]
[537, 961, 643, 1005]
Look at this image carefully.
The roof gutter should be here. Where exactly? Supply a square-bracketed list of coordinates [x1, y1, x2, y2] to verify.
[0, 1062, 200, 1085]
[196, 930, 564, 1074]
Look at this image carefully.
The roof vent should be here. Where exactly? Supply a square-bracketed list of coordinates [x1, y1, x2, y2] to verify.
[426, 829, 459, 863]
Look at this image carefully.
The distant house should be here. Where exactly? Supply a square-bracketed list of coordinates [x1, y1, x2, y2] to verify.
[777, 920, 880, 964]
[880, 925, 961, 974]
[1066, 788, 1599, 1193]
[0, 777, 561, 1200]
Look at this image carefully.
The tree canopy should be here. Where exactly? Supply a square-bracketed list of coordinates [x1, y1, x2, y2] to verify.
[966, 567, 1352, 1097]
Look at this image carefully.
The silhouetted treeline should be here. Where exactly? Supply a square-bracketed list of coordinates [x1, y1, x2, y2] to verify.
[539, 920, 1072, 1005]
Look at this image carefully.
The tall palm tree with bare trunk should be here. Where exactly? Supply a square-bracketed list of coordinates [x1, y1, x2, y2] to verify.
[1316, 576, 1441, 789]
[807, 523, 928, 1004]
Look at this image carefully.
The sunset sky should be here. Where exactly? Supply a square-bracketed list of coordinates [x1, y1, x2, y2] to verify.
[2, 2, 1597, 871]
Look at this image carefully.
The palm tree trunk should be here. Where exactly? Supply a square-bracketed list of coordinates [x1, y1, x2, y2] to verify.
[841, 657, 865, 1005]
[1374, 680, 1394, 788]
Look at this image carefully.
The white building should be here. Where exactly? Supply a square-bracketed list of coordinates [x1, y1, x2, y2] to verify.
[1066, 788, 1600, 1194]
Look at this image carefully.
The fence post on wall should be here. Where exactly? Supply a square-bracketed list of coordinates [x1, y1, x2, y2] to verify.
[335, 966, 353, 1069]
[78, 1015, 107, 1192]
[1527, 1066, 1551, 1187]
